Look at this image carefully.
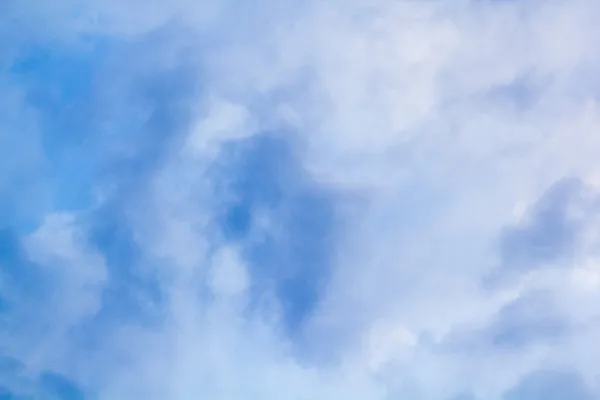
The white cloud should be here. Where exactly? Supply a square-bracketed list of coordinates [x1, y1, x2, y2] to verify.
[209, 246, 249, 297]
[186, 98, 255, 158]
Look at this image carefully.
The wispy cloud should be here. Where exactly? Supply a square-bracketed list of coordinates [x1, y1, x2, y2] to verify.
[3, 0, 600, 398]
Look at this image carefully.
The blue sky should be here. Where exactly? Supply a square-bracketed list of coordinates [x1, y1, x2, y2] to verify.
[3, 0, 600, 399]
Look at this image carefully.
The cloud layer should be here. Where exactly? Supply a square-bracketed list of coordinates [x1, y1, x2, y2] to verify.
[3, 0, 600, 398]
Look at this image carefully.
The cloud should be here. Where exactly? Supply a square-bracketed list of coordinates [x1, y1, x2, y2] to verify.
[3, 0, 600, 399]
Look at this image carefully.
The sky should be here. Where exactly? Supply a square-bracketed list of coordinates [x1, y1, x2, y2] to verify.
[2, 0, 600, 399]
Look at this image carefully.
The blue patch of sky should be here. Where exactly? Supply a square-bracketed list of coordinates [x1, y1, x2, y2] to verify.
[7, 38, 113, 217]
[0, 87, 48, 233]
[37, 372, 85, 400]
[82, 204, 165, 329]
[481, 177, 585, 292]
[437, 291, 567, 357]
[211, 133, 338, 338]
[499, 177, 583, 270]
[503, 370, 594, 400]
[0, 356, 85, 400]
[488, 290, 567, 348]
[484, 73, 546, 112]
[0, 229, 55, 332]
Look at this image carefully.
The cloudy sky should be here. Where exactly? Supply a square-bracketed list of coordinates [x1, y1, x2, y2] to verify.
[2, 0, 600, 399]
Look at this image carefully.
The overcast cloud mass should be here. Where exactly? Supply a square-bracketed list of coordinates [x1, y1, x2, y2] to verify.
[2, 0, 600, 399]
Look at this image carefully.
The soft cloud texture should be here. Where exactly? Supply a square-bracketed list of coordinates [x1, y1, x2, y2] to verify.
[3, 0, 600, 399]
